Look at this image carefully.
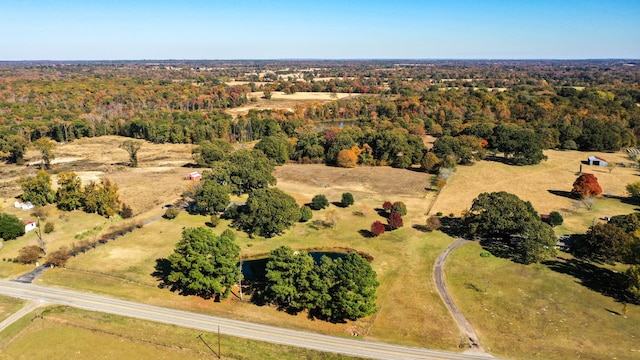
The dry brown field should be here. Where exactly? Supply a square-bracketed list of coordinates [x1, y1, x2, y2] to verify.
[432, 150, 638, 229]
[226, 91, 359, 117]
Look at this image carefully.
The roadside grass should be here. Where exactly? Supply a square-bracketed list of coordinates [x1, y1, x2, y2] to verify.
[446, 241, 640, 360]
[0, 295, 25, 323]
[0, 305, 360, 360]
[39, 189, 461, 351]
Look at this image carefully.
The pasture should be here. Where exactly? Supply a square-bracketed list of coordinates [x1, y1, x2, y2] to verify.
[1, 137, 639, 359]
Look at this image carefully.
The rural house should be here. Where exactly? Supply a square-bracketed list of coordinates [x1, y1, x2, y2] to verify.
[23, 220, 37, 232]
[186, 171, 202, 181]
[587, 155, 608, 166]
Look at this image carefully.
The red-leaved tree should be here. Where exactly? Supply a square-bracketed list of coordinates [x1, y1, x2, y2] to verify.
[388, 212, 404, 230]
[371, 221, 386, 236]
[572, 173, 602, 197]
[382, 201, 393, 212]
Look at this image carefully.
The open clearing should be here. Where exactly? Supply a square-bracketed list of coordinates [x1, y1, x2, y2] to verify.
[226, 91, 359, 117]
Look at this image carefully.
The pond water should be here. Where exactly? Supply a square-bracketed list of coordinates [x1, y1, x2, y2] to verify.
[239, 252, 347, 280]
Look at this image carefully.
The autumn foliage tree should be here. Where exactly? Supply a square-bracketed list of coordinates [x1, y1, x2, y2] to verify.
[382, 201, 393, 212]
[371, 221, 385, 236]
[387, 212, 404, 230]
[336, 146, 360, 168]
[572, 173, 602, 197]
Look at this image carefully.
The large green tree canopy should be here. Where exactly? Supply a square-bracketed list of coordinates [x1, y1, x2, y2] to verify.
[17, 170, 55, 206]
[236, 188, 300, 237]
[167, 227, 241, 301]
[0, 213, 26, 240]
[209, 150, 276, 195]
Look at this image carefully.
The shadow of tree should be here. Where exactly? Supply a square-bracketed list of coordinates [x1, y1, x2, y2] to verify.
[548, 189, 576, 200]
[542, 257, 629, 302]
[151, 258, 172, 289]
[439, 216, 466, 238]
[479, 239, 518, 261]
[412, 224, 431, 232]
[358, 229, 375, 238]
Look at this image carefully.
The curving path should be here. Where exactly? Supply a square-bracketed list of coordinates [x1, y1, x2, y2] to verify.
[0, 280, 498, 360]
[434, 238, 487, 354]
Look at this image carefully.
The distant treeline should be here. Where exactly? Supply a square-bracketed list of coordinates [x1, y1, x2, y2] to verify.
[0, 62, 639, 169]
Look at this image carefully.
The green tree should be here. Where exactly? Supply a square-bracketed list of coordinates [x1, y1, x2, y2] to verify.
[164, 208, 179, 219]
[341, 192, 354, 207]
[391, 201, 407, 216]
[626, 181, 640, 200]
[5, 135, 28, 165]
[310, 194, 329, 210]
[576, 223, 634, 263]
[323, 253, 379, 322]
[420, 151, 440, 172]
[299, 205, 313, 222]
[83, 179, 121, 217]
[0, 213, 26, 240]
[56, 172, 84, 211]
[263, 246, 328, 313]
[17, 170, 55, 206]
[236, 188, 301, 237]
[254, 135, 290, 165]
[32, 137, 56, 169]
[465, 191, 539, 239]
[192, 139, 233, 167]
[209, 150, 276, 195]
[547, 211, 564, 227]
[626, 265, 640, 304]
[192, 180, 230, 215]
[120, 140, 142, 167]
[167, 227, 241, 301]
[515, 221, 557, 264]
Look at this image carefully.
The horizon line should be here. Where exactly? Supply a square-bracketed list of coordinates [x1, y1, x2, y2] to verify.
[1, 58, 639, 63]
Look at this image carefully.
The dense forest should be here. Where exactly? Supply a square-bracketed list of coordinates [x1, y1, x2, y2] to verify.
[1, 60, 639, 169]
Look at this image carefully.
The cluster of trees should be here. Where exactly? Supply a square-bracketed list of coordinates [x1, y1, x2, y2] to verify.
[370, 201, 406, 236]
[18, 170, 124, 218]
[164, 227, 240, 301]
[258, 246, 379, 322]
[571, 213, 640, 303]
[464, 192, 557, 264]
[0, 213, 25, 241]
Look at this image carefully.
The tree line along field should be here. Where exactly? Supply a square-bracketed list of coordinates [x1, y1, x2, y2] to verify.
[0, 60, 640, 359]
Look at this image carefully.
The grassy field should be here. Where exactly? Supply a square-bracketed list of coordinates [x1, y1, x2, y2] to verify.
[36, 164, 461, 350]
[2, 138, 640, 358]
[0, 305, 360, 360]
[446, 242, 640, 360]
[0, 296, 25, 323]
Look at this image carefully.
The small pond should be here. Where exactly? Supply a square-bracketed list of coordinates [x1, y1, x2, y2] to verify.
[239, 251, 347, 280]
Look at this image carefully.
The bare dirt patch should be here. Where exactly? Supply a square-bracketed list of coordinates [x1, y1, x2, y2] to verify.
[227, 92, 359, 117]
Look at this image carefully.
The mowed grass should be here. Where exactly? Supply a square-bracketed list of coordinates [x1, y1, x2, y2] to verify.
[446, 242, 640, 360]
[0, 306, 361, 360]
[38, 164, 462, 351]
[0, 295, 25, 323]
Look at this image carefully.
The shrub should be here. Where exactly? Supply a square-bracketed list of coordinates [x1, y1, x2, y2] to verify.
[46, 246, 72, 267]
[388, 212, 404, 230]
[44, 221, 55, 234]
[209, 215, 221, 227]
[164, 208, 179, 219]
[425, 215, 441, 231]
[310, 195, 329, 210]
[371, 221, 386, 236]
[17, 245, 44, 264]
[221, 229, 236, 241]
[391, 201, 407, 216]
[120, 203, 134, 219]
[436, 212, 443, 217]
[341, 192, 354, 207]
[299, 205, 313, 222]
[547, 211, 564, 227]
[382, 201, 393, 212]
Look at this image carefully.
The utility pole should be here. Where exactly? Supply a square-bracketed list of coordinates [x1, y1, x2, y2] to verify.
[35, 216, 46, 255]
[238, 258, 243, 301]
[197, 333, 220, 359]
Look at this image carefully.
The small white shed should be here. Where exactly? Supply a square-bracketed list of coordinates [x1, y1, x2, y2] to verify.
[587, 156, 608, 166]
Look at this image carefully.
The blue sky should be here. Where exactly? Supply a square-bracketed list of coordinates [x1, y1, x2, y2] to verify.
[2, 0, 639, 60]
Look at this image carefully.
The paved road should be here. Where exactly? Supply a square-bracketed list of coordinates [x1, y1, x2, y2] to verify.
[0, 299, 44, 332]
[434, 239, 486, 353]
[0, 280, 496, 360]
